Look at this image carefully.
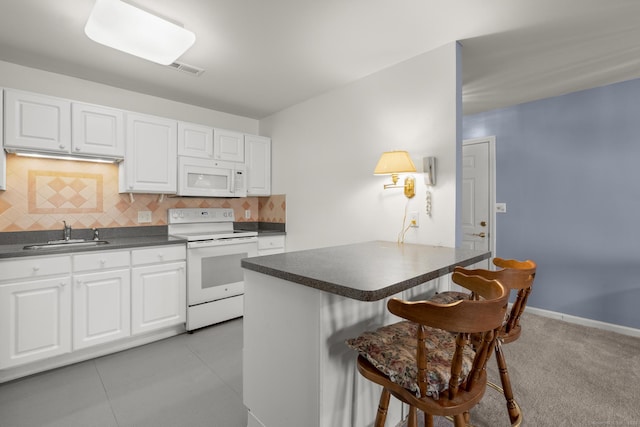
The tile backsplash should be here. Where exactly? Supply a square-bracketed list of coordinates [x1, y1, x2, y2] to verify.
[0, 154, 285, 232]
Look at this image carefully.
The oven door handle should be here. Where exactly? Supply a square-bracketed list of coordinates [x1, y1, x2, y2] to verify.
[187, 237, 257, 249]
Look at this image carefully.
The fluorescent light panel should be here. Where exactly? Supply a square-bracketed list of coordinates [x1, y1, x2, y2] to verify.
[85, 0, 196, 65]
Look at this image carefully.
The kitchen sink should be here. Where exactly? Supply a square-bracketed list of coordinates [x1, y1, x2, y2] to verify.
[23, 239, 110, 250]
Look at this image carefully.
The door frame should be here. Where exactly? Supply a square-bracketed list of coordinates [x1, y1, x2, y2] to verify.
[462, 136, 497, 261]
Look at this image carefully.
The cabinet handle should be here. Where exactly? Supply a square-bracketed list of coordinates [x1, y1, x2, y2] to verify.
[75, 146, 81, 151]
[59, 144, 65, 149]
[60, 281, 68, 287]
[32, 266, 40, 272]
[100, 259, 106, 266]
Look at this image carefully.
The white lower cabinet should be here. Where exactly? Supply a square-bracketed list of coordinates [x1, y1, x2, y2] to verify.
[0, 256, 72, 369]
[258, 235, 286, 256]
[0, 244, 186, 374]
[72, 250, 131, 350]
[131, 246, 186, 335]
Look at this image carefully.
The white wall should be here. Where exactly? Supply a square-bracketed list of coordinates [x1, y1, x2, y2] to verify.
[260, 43, 461, 251]
[0, 60, 258, 133]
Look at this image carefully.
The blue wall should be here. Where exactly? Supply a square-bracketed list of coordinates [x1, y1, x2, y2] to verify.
[463, 79, 640, 329]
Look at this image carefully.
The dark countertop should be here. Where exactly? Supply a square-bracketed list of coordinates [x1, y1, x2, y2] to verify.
[0, 226, 186, 259]
[241, 240, 490, 301]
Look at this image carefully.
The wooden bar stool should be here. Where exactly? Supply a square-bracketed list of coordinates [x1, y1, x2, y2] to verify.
[346, 272, 509, 427]
[430, 258, 537, 426]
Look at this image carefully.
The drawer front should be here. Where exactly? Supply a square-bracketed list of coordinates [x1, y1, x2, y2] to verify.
[258, 235, 285, 251]
[132, 245, 186, 266]
[73, 250, 130, 273]
[0, 256, 71, 282]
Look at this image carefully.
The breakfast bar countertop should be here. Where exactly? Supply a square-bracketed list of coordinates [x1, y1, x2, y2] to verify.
[241, 240, 490, 301]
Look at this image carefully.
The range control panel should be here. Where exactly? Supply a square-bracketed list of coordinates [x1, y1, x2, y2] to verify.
[168, 208, 236, 224]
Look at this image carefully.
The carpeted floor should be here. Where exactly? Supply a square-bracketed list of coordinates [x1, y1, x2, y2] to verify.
[394, 311, 640, 426]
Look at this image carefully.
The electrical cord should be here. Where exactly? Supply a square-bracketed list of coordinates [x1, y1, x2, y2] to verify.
[397, 199, 412, 244]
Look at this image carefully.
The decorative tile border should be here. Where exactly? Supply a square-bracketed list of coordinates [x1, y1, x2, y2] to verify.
[28, 170, 103, 213]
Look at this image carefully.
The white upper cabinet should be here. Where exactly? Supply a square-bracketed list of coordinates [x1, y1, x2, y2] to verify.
[245, 134, 271, 196]
[4, 89, 71, 154]
[214, 128, 244, 162]
[1, 89, 5, 191]
[71, 103, 125, 158]
[178, 121, 214, 159]
[120, 112, 177, 194]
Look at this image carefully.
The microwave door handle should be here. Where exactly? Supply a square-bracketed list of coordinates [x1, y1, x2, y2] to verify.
[230, 171, 235, 195]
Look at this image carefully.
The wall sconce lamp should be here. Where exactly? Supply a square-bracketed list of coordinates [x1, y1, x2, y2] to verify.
[374, 150, 417, 198]
[85, 0, 196, 65]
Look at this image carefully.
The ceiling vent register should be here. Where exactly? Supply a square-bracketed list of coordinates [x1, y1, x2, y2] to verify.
[168, 61, 205, 76]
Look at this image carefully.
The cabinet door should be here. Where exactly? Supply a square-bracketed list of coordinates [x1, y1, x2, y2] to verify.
[178, 121, 213, 159]
[0, 277, 72, 368]
[245, 135, 271, 196]
[121, 112, 177, 193]
[1, 89, 5, 190]
[214, 128, 244, 162]
[73, 269, 131, 350]
[131, 261, 186, 335]
[71, 103, 125, 158]
[4, 89, 71, 154]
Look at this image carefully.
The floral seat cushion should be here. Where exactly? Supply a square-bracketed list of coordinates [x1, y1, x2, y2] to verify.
[429, 291, 469, 304]
[346, 321, 475, 399]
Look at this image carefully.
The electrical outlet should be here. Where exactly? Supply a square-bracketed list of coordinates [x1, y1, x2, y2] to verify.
[496, 203, 507, 213]
[138, 210, 152, 223]
[408, 211, 419, 227]
[245, 209, 251, 219]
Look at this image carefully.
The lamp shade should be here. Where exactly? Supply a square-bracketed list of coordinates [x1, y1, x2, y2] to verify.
[373, 151, 417, 175]
[85, 0, 196, 65]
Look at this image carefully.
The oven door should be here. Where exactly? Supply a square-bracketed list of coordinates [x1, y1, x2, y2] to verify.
[186, 239, 257, 306]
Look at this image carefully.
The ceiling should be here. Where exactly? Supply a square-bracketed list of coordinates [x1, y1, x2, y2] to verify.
[1, 0, 640, 119]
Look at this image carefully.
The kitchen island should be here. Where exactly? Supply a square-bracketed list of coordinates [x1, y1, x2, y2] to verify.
[241, 240, 490, 427]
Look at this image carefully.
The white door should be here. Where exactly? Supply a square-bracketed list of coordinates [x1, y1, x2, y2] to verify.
[461, 137, 495, 268]
[73, 269, 131, 350]
[214, 128, 244, 162]
[0, 277, 72, 368]
[245, 135, 272, 196]
[4, 89, 71, 153]
[121, 112, 177, 193]
[131, 262, 186, 335]
[71, 102, 125, 158]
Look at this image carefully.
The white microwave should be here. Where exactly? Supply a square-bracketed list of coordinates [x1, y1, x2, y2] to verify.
[178, 157, 247, 197]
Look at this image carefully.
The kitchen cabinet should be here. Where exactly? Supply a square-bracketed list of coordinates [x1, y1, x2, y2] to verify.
[245, 135, 271, 196]
[120, 112, 178, 194]
[214, 128, 244, 162]
[0, 255, 72, 369]
[131, 245, 186, 335]
[71, 102, 125, 159]
[3, 89, 71, 154]
[72, 250, 130, 350]
[257, 235, 286, 256]
[178, 121, 214, 159]
[1, 89, 5, 191]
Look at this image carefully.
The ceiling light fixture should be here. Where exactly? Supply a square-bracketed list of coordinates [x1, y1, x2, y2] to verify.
[85, 0, 196, 65]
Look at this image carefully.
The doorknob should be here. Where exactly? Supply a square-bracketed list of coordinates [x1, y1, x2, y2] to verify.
[472, 232, 486, 238]
[480, 221, 487, 227]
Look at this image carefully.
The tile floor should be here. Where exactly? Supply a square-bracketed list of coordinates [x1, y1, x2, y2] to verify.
[0, 318, 247, 427]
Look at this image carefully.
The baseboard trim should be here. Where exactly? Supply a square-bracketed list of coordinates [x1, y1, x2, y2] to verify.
[525, 306, 640, 338]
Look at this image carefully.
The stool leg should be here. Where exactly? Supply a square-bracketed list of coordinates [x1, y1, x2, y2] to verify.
[495, 340, 520, 423]
[424, 411, 434, 427]
[408, 406, 417, 427]
[453, 413, 466, 427]
[374, 388, 391, 427]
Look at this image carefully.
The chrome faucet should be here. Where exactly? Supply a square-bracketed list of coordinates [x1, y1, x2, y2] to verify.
[92, 227, 100, 241]
[63, 221, 72, 241]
